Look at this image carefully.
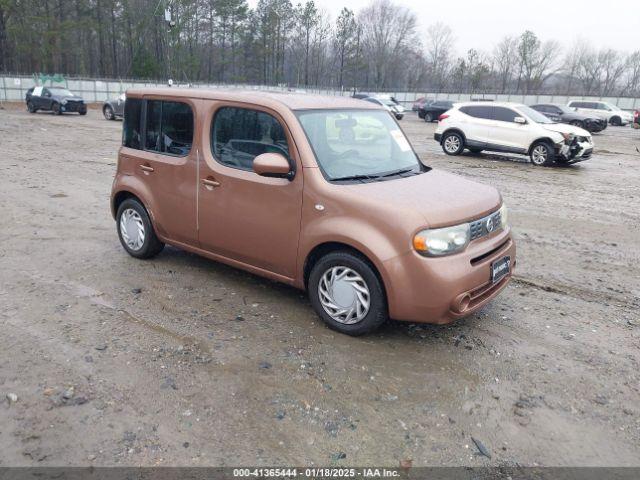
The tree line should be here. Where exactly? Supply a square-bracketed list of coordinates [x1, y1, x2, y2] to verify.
[1, 0, 639, 96]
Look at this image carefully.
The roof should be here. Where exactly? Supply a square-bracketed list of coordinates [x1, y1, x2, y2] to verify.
[454, 101, 527, 108]
[124, 88, 378, 111]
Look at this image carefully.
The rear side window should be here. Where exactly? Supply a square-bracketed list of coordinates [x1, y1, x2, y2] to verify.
[144, 100, 193, 156]
[123, 98, 142, 149]
[460, 106, 492, 119]
[211, 107, 290, 171]
[493, 107, 518, 122]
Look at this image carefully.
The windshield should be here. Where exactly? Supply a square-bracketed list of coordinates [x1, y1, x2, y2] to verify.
[296, 109, 423, 181]
[606, 103, 621, 111]
[516, 105, 555, 124]
[49, 87, 74, 97]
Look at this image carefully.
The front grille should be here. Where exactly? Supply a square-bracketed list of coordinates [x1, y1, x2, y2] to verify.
[469, 209, 502, 241]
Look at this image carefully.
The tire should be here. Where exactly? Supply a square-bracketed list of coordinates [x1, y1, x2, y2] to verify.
[610, 116, 622, 126]
[425, 112, 433, 122]
[418, 111, 425, 119]
[79, 108, 87, 116]
[27, 101, 36, 113]
[103, 105, 114, 120]
[52, 103, 62, 115]
[441, 131, 465, 155]
[308, 251, 387, 336]
[530, 141, 555, 166]
[116, 198, 164, 259]
[468, 147, 483, 154]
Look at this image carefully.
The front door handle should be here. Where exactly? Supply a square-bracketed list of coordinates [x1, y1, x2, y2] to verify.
[202, 178, 220, 189]
[140, 164, 154, 173]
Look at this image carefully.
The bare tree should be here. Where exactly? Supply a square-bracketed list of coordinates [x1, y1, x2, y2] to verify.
[492, 35, 518, 93]
[516, 30, 561, 94]
[424, 22, 454, 92]
[333, 7, 357, 89]
[358, 0, 417, 89]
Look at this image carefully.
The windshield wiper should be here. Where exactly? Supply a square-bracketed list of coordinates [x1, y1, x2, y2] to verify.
[380, 167, 419, 177]
[331, 174, 382, 182]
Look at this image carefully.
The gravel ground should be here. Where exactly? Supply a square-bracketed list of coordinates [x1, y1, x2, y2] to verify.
[0, 103, 639, 467]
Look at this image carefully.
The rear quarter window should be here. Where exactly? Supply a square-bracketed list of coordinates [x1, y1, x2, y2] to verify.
[123, 98, 142, 149]
[460, 106, 492, 119]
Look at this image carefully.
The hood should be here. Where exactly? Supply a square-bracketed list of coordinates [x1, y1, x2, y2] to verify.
[542, 122, 590, 137]
[339, 169, 502, 228]
[55, 95, 84, 102]
[565, 111, 600, 122]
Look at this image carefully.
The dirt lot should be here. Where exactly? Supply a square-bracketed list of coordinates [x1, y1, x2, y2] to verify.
[0, 103, 639, 467]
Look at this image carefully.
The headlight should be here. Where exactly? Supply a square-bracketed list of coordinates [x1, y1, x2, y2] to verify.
[499, 203, 508, 229]
[413, 224, 470, 257]
[61, 99, 67, 105]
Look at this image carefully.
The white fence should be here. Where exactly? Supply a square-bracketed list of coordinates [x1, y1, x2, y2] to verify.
[1, 74, 639, 110]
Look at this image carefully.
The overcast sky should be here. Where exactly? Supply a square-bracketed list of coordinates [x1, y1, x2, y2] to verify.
[248, 0, 639, 54]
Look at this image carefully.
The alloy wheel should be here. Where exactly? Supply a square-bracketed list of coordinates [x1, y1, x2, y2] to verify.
[531, 145, 548, 165]
[444, 135, 461, 153]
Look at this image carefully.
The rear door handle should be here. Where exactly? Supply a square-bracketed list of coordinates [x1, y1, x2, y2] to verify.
[140, 164, 154, 173]
[202, 178, 221, 188]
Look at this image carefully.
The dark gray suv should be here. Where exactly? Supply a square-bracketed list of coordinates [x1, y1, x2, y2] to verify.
[103, 93, 126, 120]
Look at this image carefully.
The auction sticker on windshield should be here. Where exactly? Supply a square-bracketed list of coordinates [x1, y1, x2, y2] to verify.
[390, 129, 411, 152]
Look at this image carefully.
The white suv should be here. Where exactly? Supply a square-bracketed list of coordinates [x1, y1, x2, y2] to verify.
[567, 101, 633, 126]
[434, 102, 593, 166]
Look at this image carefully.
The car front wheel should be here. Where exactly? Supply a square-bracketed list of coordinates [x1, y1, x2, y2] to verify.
[103, 105, 115, 120]
[308, 251, 387, 336]
[530, 141, 555, 166]
[27, 101, 36, 113]
[610, 116, 622, 126]
[116, 198, 165, 259]
[425, 112, 433, 122]
[441, 132, 465, 155]
[52, 103, 62, 115]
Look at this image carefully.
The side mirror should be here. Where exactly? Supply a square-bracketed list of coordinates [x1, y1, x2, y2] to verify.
[514, 116, 526, 124]
[253, 153, 292, 179]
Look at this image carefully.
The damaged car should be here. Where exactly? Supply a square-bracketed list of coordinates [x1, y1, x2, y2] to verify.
[434, 102, 593, 166]
[26, 86, 87, 115]
[530, 103, 607, 133]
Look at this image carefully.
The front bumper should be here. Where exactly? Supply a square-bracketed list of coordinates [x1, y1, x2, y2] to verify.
[61, 101, 87, 113]
[556, 139, 593, 163]
[382, 228, 516, 324]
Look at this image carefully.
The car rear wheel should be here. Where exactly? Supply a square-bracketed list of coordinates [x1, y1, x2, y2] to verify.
[441, 132, 465, 155]
[52, 103, 62, 115]
[425, 112, 434, 122]
[103, 105, 115, 120]
[610, 116, 622, 126]
[27, 101, 36, 113]
[116, 198, 165, 259]
[308, 251, 387, 336]
[79, 108, 87, 116]
[530, 141, 555, 166]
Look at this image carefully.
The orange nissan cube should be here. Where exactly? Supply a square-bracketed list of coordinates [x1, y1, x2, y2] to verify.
[111, 89, 515, 335]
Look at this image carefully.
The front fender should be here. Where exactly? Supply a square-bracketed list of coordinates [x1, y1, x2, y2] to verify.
[297, 215, 406, 291]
